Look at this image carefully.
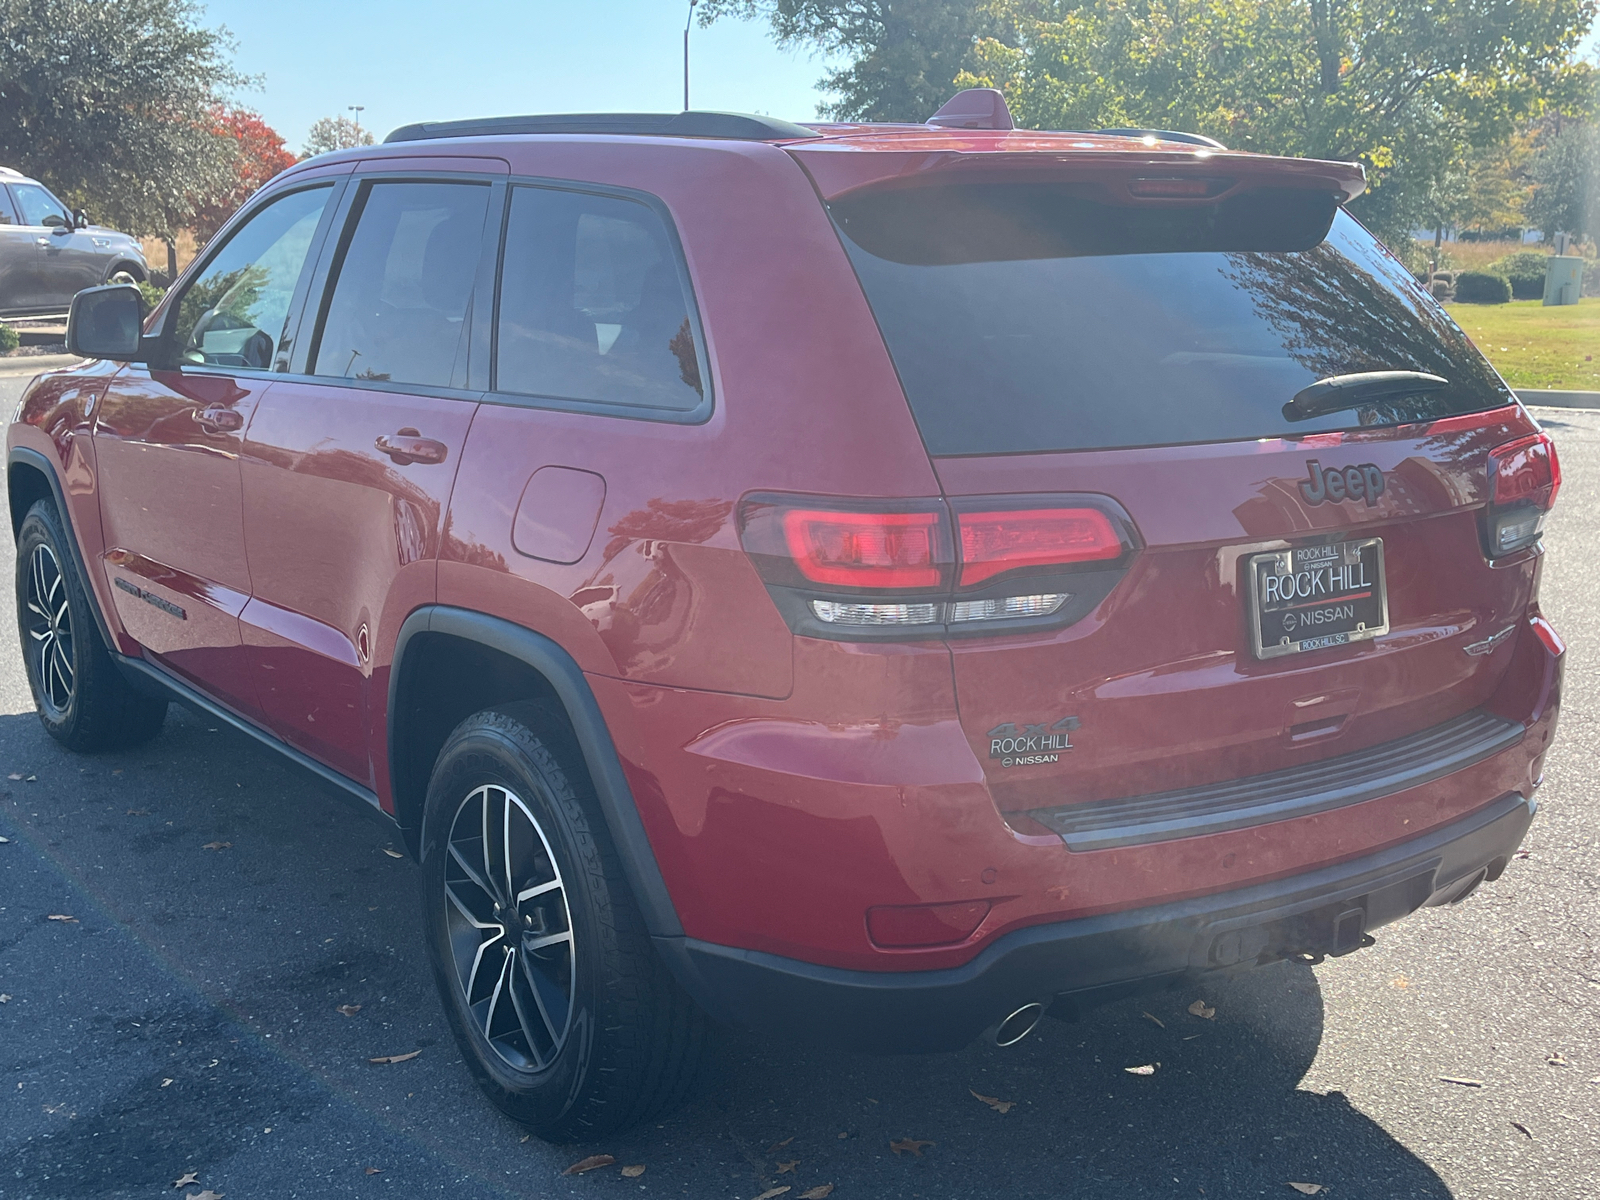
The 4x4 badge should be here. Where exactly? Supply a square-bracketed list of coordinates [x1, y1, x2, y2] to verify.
[988, 716, 1079, 767]
[1299, 460, 1386, 507]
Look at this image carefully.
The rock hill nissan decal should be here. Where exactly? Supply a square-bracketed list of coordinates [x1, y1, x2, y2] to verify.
[988, 716, 1080, 768]
[1299, 460, 1386, 507]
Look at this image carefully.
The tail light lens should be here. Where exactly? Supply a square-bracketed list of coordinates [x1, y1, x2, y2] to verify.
[1485, 432, 1560, 558]
[739, 493, 1140, 640]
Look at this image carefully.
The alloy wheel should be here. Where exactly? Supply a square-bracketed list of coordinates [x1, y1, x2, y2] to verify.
[444, 784, 576, 1071]
[25, 543, 73, 715]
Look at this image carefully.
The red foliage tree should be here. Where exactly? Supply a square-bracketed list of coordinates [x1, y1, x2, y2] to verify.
[190, 107, 298, 242]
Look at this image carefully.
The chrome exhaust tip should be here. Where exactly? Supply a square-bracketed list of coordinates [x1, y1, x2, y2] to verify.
[991, 1002, 1045, 1047]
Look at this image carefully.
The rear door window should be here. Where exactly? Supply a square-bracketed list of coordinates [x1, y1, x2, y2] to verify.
[311, 180, 491, 388]
[493, 185, 706, 415]
[11, 182, 68, 228]
[832, 185, 1513, 455]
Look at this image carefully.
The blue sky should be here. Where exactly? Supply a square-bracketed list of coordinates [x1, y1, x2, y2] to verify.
[205, 0, 841, 153]
[208, 1, 1597, 155]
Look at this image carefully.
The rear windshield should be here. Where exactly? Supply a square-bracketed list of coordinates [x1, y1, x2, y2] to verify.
[831, 185, 1514, 455]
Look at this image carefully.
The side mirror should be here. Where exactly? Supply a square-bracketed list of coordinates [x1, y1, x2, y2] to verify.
[41, 213, 66, 229]
[72, 209, 90, 229]
[67, 285, 145, 362]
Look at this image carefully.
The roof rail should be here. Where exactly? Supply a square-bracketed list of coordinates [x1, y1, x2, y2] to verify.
[384, 111, 822, 145]
[1088, 128, 1227, 150]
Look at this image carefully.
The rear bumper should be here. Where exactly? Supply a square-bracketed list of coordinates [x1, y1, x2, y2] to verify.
[657, 791, 1534, 1052]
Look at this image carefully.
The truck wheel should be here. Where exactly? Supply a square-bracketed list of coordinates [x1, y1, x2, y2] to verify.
[14, 498, 166, 750]
[420, 703, 708, 1141]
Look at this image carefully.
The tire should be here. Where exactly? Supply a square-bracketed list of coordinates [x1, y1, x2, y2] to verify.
[14, 498, 167, 751]
[421, 703, 708, 1141]
[107, 268, 140, 286]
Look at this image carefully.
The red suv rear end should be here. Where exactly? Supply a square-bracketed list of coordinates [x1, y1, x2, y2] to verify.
[10, 94, 1562, 1141]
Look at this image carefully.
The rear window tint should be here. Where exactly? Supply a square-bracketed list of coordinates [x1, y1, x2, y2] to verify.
[494, 185, 705, 414]
[831, 186, 1513, 455]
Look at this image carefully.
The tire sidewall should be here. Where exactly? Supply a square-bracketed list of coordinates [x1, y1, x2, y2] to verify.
[420, 713, 610, 1134]
[15, 505, 84, 740]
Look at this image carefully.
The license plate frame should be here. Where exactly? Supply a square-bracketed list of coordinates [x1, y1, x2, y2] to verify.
[1247, 537, 1388, 660]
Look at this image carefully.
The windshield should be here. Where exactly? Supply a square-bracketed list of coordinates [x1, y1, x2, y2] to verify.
[831, 185, 1514, 455]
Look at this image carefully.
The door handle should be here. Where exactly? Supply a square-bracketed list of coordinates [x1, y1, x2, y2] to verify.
[195, 404, 243, 433]
[376, 428, 448, 466]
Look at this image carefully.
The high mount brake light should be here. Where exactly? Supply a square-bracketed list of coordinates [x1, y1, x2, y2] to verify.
[739, 494, 1139, 639]
[957, 508, 1122, 587]
[1127, 176, 1230, 198]
[1485, 432, 1560, 558]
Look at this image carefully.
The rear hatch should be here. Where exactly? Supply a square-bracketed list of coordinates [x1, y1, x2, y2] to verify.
[796, 141, 1551, 816]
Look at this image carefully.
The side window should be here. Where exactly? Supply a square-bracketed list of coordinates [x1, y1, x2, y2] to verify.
[0, 188, 16, 224]
[172, 186, 332, 370]
[311, 180, 490, 387]
[12, 183, 69, 227]
[495, 186, 705, 413]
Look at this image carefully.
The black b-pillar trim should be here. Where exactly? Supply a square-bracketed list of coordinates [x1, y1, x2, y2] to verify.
[388, 606, 685, 939]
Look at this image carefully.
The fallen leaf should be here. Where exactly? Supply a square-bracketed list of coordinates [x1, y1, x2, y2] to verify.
[563, 1155, 616, 1175]
[161, 1079, 174, 1087]
[621, 1165, 646, 1178]
[889, 1138, 933, 1156]
[172, 1173, 199, 1188]
[369, 1050, 422, 1065]
[187, 1192, 224, 1200]
[126, 810, 150, 817]
[7, 773, 22, 780]
[753, 1189, 791, 1200]
[0, 995, 10, 1003]
[836, 1132, 848, 1139]
[0, 836, 10, 843]
[201, 841, 231, 851]
[766, 1137, 794, 1154]
[337, 1004, 361, 1017]
[1142, 1011, 1165, 1028]
[25, 775, 35, 782]
[382, 848, 404, 859]
[1182, 1034, 1203, 1041]
[1440, 1076, 1483, 1087]
[777, 1159, 799, 1173]
[798, 1188, 835, 1200]
[970, 1088, 1016, 1113]
[1188, 999, 1216, 1019]
[1514, 849, 1531, 858]
[366, 1166, 383, 1174]
[1125, 1063, 1159, 1075]
[1546, 1053, 1569, 1067]
[46, 914, 77, 922]
[1510, 1120, 1532, 1139]
[1287, 1185, 1325, 1196]
[1390, 977, 1410, 989]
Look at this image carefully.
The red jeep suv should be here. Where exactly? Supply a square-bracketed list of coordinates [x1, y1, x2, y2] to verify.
[9, 91, 1564, 1141]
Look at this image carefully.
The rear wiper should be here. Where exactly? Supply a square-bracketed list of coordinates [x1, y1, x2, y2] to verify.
[1284, 371, 1449, 421]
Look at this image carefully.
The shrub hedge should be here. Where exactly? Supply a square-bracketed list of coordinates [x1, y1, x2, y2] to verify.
[1487, 251, 1550, 300]
[1454, 271, 1513, 304]
[0, 323, 18, 354]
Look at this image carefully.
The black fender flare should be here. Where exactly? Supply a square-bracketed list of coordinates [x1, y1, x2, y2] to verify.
[8, 445, 118, 652]
[388, 605, 685, 939]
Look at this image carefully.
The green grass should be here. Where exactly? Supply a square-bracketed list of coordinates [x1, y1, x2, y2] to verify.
[1446, 297, 1600, 392]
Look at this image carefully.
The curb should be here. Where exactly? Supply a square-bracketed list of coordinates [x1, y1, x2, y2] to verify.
[1516, 389, 1600, 410]
[0, 354, 84, 376]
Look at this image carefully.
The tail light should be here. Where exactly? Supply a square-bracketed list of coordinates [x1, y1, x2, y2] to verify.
[739, 493, 1140, 640]
[1485, 432, 1560, 558]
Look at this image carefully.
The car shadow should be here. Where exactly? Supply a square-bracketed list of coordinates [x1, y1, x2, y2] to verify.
[0, 703, 1452, 1198]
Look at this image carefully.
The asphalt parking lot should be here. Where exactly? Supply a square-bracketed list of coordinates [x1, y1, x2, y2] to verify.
[0, 368, 1595, 1200]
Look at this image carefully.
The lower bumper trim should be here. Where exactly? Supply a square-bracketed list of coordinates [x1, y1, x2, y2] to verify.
[656, 792, 1533, 1053]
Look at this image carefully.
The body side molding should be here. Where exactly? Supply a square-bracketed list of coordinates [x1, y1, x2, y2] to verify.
[388, 605, 685, 938]
[113, 651, 393, 823]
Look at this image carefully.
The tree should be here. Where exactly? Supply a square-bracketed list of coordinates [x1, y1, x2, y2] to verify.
[0, 0, 242, 238]
[1526, 116, 1600, 240]
[191, 108, 298, 241]
[958, 0, 1598, 248]
[303, 115, 375, 159]
[700, 1, 1013, 121]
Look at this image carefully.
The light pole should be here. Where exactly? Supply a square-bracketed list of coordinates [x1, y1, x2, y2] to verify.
[683, 0, 698, 112]
[348, 104, 365, 141]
